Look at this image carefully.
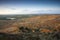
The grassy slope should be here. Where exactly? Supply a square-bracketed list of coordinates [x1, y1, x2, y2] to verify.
[0, 14, 60, 34]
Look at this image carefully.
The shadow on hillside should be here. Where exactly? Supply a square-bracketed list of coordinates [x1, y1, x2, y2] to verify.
[0, 27, 60, 40]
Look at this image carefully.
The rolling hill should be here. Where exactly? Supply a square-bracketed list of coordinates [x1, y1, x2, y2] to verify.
[0, 14, 60, 34]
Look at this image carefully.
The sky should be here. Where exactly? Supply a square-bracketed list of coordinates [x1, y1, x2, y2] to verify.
[0, 0, 60, 15]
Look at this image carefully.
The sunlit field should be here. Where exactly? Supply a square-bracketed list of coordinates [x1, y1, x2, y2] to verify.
[0, 14, 60, 40]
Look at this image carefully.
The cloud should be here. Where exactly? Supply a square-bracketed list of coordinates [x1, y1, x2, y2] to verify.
[0, 7, 60, 15]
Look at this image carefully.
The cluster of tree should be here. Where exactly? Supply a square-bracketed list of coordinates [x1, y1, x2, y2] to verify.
[19, 26, 40, 33]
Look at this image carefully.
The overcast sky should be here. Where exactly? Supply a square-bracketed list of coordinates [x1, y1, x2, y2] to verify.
[0, 0, 60, 15]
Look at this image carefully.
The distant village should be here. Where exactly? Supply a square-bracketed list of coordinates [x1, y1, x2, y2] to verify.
[6, 17, 16, 20]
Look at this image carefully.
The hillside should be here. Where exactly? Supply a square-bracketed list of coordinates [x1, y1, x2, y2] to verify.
[0, 14, 60, 34]
[0, 14, 60, 40]
[19, 15, 60, 31]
